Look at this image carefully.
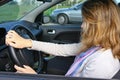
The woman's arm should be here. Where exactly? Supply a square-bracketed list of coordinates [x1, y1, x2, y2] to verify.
[6, 30, 82, 57]
[30, 40, 82, 56]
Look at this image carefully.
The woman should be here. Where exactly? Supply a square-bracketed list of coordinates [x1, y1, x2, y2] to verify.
[5, 0, 120, 79]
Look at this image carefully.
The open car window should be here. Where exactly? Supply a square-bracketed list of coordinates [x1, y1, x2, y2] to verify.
[43, 0, 85, 25]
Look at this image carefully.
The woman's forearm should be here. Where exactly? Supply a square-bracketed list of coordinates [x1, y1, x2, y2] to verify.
[29, 40, 81, 56]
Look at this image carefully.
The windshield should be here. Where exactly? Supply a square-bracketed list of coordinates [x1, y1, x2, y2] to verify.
[0, 0, 43, 22]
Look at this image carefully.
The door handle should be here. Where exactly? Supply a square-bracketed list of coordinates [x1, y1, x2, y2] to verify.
[47, 30, 56, 34]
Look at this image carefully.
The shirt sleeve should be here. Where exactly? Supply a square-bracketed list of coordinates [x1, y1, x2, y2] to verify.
[29, 40, 82, 56]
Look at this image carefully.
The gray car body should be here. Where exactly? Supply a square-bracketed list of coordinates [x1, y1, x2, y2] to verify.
[50, 3, 83, 24]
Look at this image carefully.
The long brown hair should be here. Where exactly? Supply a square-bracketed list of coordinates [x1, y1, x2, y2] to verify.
[80, 0, 120, 59]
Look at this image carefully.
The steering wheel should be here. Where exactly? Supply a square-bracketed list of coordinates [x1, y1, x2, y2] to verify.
[7, 25, 43, 73]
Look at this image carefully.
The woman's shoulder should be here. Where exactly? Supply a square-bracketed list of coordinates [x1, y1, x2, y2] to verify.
[81, 49, 120, 78]
[90, 49, 117, 59]
[87, 48, 120, 68]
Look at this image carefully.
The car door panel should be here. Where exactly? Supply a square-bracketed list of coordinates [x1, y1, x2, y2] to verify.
[40, 24, 81, 44]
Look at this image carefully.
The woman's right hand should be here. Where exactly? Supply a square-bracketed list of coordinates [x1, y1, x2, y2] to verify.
[5, 30, 32, 49]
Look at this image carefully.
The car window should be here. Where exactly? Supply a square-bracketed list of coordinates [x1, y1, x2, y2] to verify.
[0, 0, 43, 23]
[43, 0, 85, 25]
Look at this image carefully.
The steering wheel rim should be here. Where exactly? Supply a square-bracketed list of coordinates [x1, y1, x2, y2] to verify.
[7, 25, 43, 73]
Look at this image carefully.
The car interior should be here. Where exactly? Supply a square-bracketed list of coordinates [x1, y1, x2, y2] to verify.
[0, 0, 119, 80]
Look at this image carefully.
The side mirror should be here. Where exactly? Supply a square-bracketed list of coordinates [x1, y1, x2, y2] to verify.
[43, 16, 51, 23]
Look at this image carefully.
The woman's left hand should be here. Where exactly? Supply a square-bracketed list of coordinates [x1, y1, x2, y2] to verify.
[14, 65, 37, 74]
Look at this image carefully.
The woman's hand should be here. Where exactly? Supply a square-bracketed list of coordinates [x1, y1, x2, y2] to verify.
[14, 65, 37, 74]
[5, 30, 32, 48]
